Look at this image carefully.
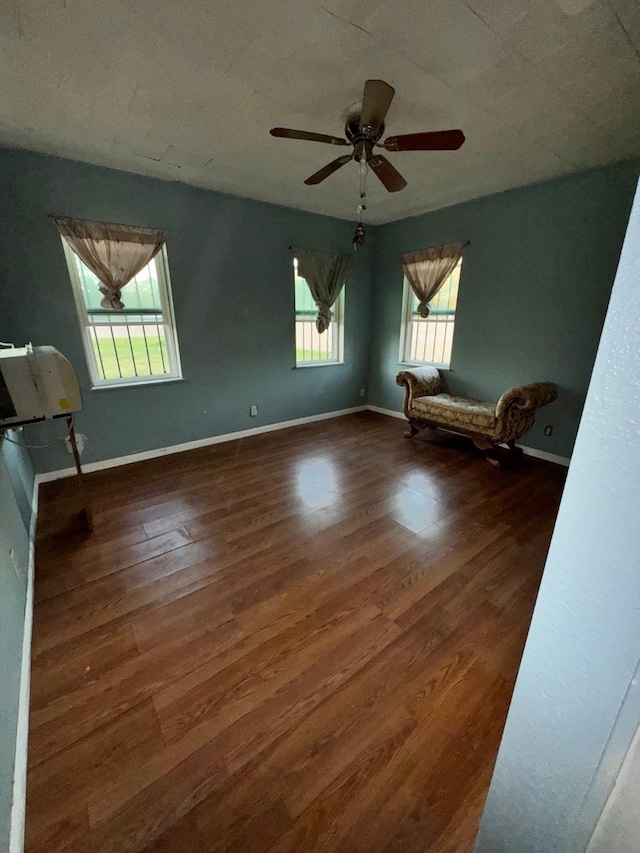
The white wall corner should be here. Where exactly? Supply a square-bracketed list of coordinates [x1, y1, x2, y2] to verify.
[9, 478, 38, 853]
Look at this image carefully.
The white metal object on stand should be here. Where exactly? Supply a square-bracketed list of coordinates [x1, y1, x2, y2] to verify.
[0, 344, 92, 531]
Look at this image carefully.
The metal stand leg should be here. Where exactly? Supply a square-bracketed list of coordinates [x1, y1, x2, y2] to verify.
[66, 417, 93, 532]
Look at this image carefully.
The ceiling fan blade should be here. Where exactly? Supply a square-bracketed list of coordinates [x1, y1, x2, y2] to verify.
[384, 129, 465, 152]
[304, 154, 353, 185]
[270, 127, 349, 146]
[359, 80, 395, 134]
[369, 155, 407, 193]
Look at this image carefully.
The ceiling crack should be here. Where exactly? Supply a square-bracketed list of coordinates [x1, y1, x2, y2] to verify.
[607, 1, 640, 65]
[318, 5, 373, 37]
[462, 1, 503, 38]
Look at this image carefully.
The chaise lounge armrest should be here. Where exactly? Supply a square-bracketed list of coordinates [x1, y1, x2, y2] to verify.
[495, 382, 558, 419]
[396, 367, 442, 399]
[396, 367, 443, 420]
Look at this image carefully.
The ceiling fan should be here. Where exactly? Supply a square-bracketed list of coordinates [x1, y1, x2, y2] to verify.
[270, 79, 465, 193]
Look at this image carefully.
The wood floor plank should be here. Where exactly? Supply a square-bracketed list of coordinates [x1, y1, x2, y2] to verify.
[211, 798, 293, 853]
[35, 523, 149, 576]
[30, 622, 139, 712]
[35, 527, 198, 601]
[27, 699, 164, 826]
[187, 601, 497, 844]
[25, 802, 92, 853]
[140, 811, 205, 853]
[314, 662, 507, 852]
[29, 619, 240, 765]
[234, 530, 419, 638]
[219, 613, 403, 776]
[430, 762, 496, 853]
[154, 602, 388, 746]
[31, 540, 232, 656]
[372, 675, 512, 853]
[88, 738, 229, 853]
[266, 720, 419, 853]
[27, 412, 565, 852]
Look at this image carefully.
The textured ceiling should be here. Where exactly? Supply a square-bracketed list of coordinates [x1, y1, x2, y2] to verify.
[1, 0, 639, 224]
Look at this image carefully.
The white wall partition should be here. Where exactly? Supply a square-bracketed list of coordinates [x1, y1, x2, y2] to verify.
[475, 179, 640, 853]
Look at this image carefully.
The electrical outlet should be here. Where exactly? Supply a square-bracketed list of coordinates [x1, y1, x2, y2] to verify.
[65, 432, 87, 454]
[360, 387, 366, 397]
[250, 404, 258, 417]
[544, 425, 553, 437]
[9, 548, 20, 579]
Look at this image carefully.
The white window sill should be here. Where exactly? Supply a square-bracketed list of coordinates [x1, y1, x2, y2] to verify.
[295, 361, 345, 369]
[399, 361, 451, 370]
[90, 376, 185, 391]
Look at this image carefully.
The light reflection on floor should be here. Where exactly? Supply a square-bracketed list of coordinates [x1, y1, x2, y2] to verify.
[294, 456, 342, 516]
[399, 470, 446, 503]
[291, 450, 462, 541]
[390, 484, 446, 535]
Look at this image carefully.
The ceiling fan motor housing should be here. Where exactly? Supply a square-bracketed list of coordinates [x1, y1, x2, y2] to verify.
[345, 114, 385, 161]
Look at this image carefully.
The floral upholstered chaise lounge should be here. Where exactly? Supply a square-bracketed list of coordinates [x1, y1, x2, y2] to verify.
[396, 367, 557, 465]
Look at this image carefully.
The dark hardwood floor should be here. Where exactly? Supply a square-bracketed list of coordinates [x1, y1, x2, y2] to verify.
[26, 412, 566, 852]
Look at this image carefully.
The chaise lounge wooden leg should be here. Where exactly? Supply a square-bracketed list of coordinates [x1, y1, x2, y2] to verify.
[507, 440, 524, 455]
[473, 437, 503, 467]
[404, 419, 421, 438]
[485, 448, 503, 467]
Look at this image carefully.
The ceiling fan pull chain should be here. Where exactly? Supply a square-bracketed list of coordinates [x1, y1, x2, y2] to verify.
[358, 159, 369, 198]
[354, 160, 368, 251]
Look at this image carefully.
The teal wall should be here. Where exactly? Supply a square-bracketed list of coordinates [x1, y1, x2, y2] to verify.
[0, 148, 374, 473]
[0, 438, 34, 851]
[1, 148, 637, 467]
[368, 161, 639, 458]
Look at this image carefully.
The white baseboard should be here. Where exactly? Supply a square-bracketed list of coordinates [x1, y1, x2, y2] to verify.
[9, 478, 38, 853]
[367, 404, 406, 420]
[35, 406, 368, 483]
[34, 404, 570, 483]
[517, 444, 570, 467]
[367, 406, 571, 467]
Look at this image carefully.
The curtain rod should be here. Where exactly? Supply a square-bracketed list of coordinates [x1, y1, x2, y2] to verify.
[288, 245, 352, 253]
[49, 214, 170, 233]
[401, 239, 471, 258]
[291, 241, 470, 252]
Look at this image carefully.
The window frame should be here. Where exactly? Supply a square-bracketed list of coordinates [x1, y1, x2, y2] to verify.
[399, 260, 461, 369]
[62, 240, 183, 389]
[293, 260, 345, 368]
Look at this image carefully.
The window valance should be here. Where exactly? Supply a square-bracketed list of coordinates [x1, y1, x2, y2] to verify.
[53, 216, 169, 310]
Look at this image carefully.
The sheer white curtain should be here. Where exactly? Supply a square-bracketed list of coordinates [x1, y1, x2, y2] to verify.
[402, 241, 468, 318]
[54, 216, 169, 310]
[294, 248, 352, 333]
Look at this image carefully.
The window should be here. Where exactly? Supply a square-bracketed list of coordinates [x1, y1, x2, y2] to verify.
[400, 259, 461, 367]
[294, 257, 344, 366]
[63, 243, 182, 388]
